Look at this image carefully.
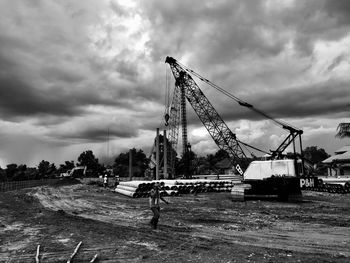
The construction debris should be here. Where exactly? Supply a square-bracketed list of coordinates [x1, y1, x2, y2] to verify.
[89, 253, 98, 263]
[67, 241, 82, 263]
[35, 245, 40, 263]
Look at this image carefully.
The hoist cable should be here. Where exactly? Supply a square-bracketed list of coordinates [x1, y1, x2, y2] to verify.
[175, 60, 300, 132]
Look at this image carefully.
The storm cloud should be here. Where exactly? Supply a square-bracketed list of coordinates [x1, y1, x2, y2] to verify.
[0, 0, 349, 166]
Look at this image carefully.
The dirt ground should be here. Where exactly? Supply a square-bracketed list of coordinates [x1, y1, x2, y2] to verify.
[0, 180, 349, 263]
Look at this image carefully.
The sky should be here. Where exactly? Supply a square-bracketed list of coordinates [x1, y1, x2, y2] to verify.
[0, 0, 350, 167]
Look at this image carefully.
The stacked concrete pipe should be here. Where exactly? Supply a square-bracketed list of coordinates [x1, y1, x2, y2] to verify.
[115, 178, 242, 198]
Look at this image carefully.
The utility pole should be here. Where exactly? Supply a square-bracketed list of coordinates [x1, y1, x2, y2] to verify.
[129, 149, 132, 180]
[156, 128, 160, 180]
[107, 128, 110, 163]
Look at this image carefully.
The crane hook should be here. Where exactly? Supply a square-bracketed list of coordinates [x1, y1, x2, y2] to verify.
[164, 113, 170, 126]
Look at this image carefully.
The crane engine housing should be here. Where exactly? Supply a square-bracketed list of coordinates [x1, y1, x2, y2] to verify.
[230, 159, 317, 201]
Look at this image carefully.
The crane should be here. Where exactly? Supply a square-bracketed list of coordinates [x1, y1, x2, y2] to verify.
[164, 56, 319, 200]
[165, 56, 305, 177]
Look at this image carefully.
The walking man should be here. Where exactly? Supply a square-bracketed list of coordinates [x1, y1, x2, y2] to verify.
[103, 174, 108, 188]
[114, 174, 120, 187]
[149, 182, 169, 230]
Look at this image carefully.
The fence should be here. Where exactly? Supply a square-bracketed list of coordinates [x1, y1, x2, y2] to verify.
[80, 177, 149, 183]
[0, 177, 149, 192]
[0, 179, 60, 192]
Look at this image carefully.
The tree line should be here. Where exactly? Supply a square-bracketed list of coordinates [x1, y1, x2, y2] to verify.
[178, 146, 330, 176]
[0, 149, 150, 182]
[0, 145, 331, 182]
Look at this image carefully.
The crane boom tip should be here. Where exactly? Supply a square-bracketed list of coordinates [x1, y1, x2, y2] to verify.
[165, 56, 176, 64]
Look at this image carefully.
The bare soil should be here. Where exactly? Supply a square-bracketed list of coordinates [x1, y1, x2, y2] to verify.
[0, 180, 349, 262]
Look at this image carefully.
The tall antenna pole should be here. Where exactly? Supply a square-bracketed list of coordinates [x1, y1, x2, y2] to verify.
[156, 128, 160, 180]
[107, 128, 110, 163]
[129, 149, 132, 180]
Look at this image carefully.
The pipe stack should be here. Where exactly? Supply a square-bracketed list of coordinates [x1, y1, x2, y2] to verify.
[115, 178, 242, 198]
[194, 174, 242, 181]
[175, 180, 237, 194]
[115, 180, 156, 198]
[306, 182, 350, 194]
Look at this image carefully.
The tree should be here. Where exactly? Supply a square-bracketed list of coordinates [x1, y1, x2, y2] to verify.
[38, 160, 57, 179]
[175, 150, 196, 176]
[0, 167, 6, 182]
[303, 146, 330, 164]
[201, 149, 230, 173]
[133, 149, 149, 176]
[77, 150, 102, 176]
[6, 164, 18, 181]
[214, 149, 230, 160]
[336, 123, 350, 138]
[12, 164, 27, 181]
[192, 156, 211, 175]
[114, 148, 149, 177]
[26, 167, 39, 180]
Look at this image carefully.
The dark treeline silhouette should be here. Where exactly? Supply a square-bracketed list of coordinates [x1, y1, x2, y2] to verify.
[0, 150, 103, 182]
[0, 146, 331, 182]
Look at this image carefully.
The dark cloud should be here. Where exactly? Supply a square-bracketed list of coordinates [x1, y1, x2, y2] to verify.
[255, 81, 350, 119]
[0, 0, 348, 165]
[324, 0, 350, 25]
[33, 115, 72, 126]
[279, 1, 350, 55]
[56, 126, 138, 142]
[327, 54, 346, 72]
[0, 77, 83, 119]
[209, 79, 350, 121]
[0, 72, 133, 121]
[47, 115, 139, 143]
[40, 66, 85, 84]
[113, 59, 139, 81]
[141, 0, 350, 64]
[141, 0, 288, 65]
[174, 76, 350, 134]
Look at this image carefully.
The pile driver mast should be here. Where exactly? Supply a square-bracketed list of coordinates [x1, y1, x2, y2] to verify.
[165, 56, 248, 176]
[164, 76, 192, 178]
[165, 84, 181, 178]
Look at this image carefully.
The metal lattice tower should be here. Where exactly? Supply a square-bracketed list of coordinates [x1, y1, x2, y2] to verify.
[180, 86, 188, 156]
[166, 56, 247, 171]
[167, 86, 182, 177]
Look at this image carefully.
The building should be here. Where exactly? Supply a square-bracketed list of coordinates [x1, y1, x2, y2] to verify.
[322, 146, 350, 176]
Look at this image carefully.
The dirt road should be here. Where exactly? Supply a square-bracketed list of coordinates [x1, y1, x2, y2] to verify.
[0, 181, 349, 262]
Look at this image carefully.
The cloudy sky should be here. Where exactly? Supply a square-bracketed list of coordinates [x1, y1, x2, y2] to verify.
[0, 0, 350, 167]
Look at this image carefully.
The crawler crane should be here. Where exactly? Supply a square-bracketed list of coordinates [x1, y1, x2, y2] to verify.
[165, 56, 317, 200]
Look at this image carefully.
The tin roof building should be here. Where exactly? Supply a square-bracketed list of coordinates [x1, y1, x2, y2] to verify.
[322, 146, 350, 176]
